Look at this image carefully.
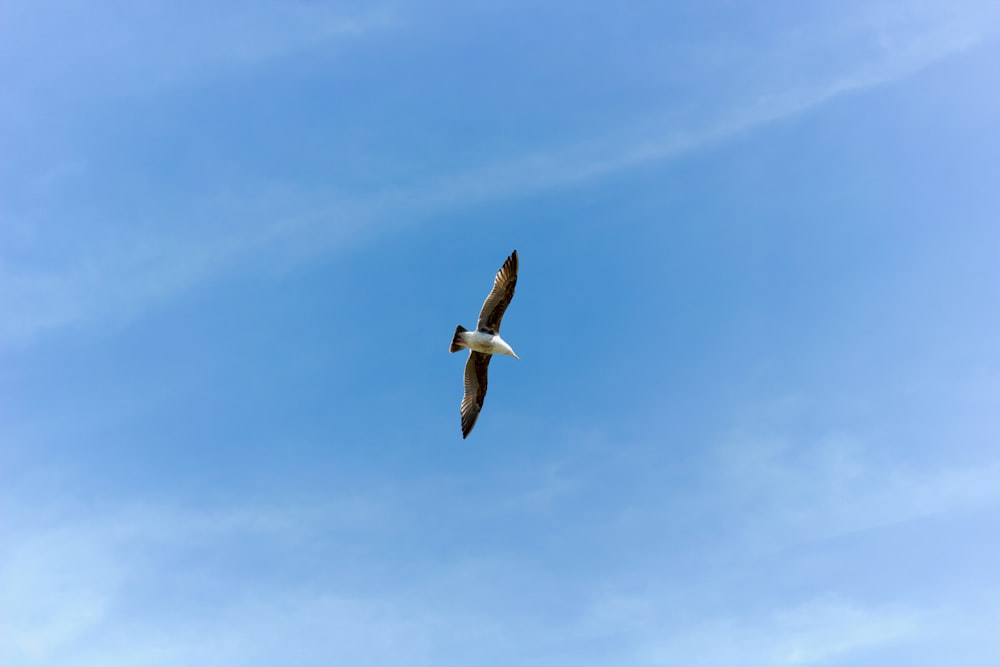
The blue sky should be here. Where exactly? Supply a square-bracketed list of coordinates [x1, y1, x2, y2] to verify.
[2, 1, 1000, 665]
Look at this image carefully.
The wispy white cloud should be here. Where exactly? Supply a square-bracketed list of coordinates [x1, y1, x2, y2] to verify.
[2, 417, 997, 667]
[0, 1, 398, 97]
[436, 3, 995, 199]
[1, 522, 118, 663]
[705, 424, 1000, 552]
[639, 598, 926, 667]
[0, 500, 403, 667]
[576, 582, 1000, 666]
[3, 2, 997, 347]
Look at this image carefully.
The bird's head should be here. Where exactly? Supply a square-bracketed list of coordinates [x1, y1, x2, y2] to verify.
[497, 338, 519, 359]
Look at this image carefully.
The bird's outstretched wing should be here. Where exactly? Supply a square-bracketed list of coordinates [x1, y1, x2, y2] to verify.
[476, 250, 518, 334]
[461, 351, 492, 438]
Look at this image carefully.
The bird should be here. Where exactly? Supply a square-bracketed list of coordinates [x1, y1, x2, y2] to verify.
[450, 249, 519, 438]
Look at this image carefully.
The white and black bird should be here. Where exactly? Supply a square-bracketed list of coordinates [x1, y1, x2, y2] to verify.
[450, 250, 519, 438]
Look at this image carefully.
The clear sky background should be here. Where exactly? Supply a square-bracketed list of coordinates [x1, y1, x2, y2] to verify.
[2, 2, 1000, 665]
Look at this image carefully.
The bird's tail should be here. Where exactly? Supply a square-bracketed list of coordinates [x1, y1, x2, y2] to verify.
[450, 325, 468, 353]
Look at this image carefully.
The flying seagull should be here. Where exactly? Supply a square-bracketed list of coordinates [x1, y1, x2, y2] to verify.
[450, 249, 519, 438]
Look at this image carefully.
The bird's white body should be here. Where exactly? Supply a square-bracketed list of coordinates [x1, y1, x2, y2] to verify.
[457, 330, 519, 358]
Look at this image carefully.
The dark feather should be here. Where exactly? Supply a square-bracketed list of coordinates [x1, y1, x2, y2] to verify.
[460, 351, 491, 438]
[476, 250, 518, 335]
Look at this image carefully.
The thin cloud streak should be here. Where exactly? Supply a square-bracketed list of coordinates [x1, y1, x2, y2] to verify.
[0, 500, 396, 665]
[638, 598, 928, 667]
[1, 10, 993, 347]
[0, 488, 979, 666]
[710, 433, 1000, 550]
[396, 2, 997, 205]
[0, 2, 399, 100]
